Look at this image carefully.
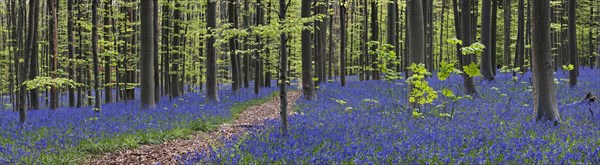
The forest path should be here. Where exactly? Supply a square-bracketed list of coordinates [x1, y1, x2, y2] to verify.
[86, 91, 301, 165]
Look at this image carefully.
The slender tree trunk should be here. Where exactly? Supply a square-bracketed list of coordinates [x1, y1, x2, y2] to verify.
[49, 0, 59, 109]
[491, 0, 498, 75]
[361, 0, 368, 81]
[387, 0, 397, 71]
[243, 0, 250, 88]
[229, 0, 240, 92]
[104, 0, 112, 104]
[461, 0, 477, 95]
[503, 0, 511, 67]
[92, 0, 102, 111]
[153, 0, 160, 103]
[171, 1, 181, 97]
[531, 0, 560, 122]
[515, 0, 525, 73]
[370, 0, 379, 80]
[480, 0, 495, 80]
[301, 0, 316, 100]
[206, 0, 219, 102]
[29, 0, 41, 110]
[340, 0, 347, 87]
[567, 0, 577, 86]
[279, 0, 288, 135]
[66, 0, 75, 107]
[255, 0, 264, 93]
[328, 3, 334, 81]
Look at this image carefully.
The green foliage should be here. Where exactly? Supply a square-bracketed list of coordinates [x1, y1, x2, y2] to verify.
[438, 61, 462, 81]
[406, 64, 437, 105]
[21, 76, 82, 91]
[463, 62, 482, 77]
[562, 64, 575, 71]
[461, 42, 486, 56]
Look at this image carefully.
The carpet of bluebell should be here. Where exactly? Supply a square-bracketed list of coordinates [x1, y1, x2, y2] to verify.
[182, 69, 600, 164]
[0, 85, 278, 164]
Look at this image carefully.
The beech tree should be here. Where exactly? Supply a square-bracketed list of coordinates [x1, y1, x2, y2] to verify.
[140, 0, 156, 109]
[206, 0, 219, 102]
[531, 0, 560, 122]
[301, 0, 316, 100]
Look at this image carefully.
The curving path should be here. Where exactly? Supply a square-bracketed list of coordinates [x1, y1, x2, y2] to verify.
[87, 91, 301, 165]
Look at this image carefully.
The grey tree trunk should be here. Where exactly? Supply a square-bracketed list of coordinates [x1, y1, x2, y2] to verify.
[28, 0, 40, 110]
[461, 0, 477, 95]
[92, 0, 102, 111]
[171, 1, 182, 97]
[567, 0, 577, 86]
[279, 0, 288, 135]
[340, 0, 347, 87]
[515, 0, 525, 72]
[531, 0, 560, 122]
[206, 0, 219, 102]
[370, 0, 380, 80]
[49, 0, 59, 109]
[480, 0, 495, 80]
[67, 0, 75, 107]
[503, 0, 511, 67]
[301, 0, 316, 100]
[407, 0, 425, 101]
[140, 0, 156, 109]
[491, 0, 498, 75]
[153, 0, 160, 103]
[229, 0, 240, 92]
[104, 0, 113, 104]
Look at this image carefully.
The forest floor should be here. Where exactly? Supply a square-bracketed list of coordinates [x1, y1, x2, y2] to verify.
[85, 91, 301, 165]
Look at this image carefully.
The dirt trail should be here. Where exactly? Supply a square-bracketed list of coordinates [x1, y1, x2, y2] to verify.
[87, 91, 301, 165]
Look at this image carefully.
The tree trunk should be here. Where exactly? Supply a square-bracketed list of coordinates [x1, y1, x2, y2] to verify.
[567, 0, 577, 86]
[370, 0, 380, 80]
[104, 0, 112, 104]
[92, 0, 102, 111]
[503, 0, 511, 67]
[153, 0, 160, 103]
[340, 0, 347, 87]
[255, 0, 264, 94]
[28, 0, 41, 110]
[206, 0, 219, 102]
[140, 0, 156, 109]
[229, 0, 240, 92]
[301, 0, 316, 100]
[461, 0, 477, 95]
[243, 0, 250, 88]
[361, 0, 368, 81]
[480, 0, 495, 80]
[171, 1, 181, 97]
[491, 0, 498, 75]
[531, 0, 560, 122]
[408, 0, 425, 106]
[279, 0, 288, 135]
[49, 0, 59, 109]
[67, 0, 75, 107]
[515, 0, 525, 73]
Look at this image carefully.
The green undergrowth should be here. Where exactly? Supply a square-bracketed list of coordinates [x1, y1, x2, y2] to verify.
[30, 92, 279, 165]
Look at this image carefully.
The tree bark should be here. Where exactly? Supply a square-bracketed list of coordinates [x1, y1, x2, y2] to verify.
[461, 0, 477, 95]
[340, 0, 347, 87]
[67, 0, 75, 107]
[408, 0, 425, 93]
[92, 0, 102, 111]
[503, 0, 511, 67]
[140, 0, 156, 109]
[532, 0, 560, 122]
[370, 0, 379, 80]
[206, 0, 219, 102]
[515, 0, 525, 72]
[301, 0, 316, 100]
[153, 0, 160, 103]
[49, 0, 59, 109]
[171, 1, 181, 97]
[480, 0, 495, 80]
[104, 0, 113, 104]
[491, 0, 498, 75]
[279, 0, 288, 135]
[567, 0, 577, 86]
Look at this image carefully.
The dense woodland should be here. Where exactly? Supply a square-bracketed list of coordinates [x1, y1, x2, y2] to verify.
[0, 0, 599, 164]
